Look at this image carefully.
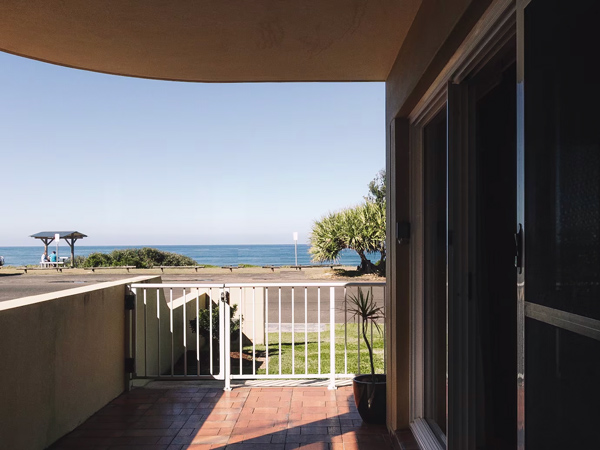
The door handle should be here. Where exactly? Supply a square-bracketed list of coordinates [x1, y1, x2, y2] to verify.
[514, 223, 523, 274]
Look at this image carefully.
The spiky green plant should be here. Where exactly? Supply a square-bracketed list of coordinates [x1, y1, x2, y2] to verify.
[309, 200, 385, 274]
[309, 211, 345, 262]
[347, 287, 384, 380]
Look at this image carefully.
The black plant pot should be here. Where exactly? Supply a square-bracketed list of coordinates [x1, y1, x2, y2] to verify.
[352, 374, 386, 424]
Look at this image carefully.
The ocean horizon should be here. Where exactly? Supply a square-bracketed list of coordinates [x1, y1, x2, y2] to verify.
[0, 244, 379, 267]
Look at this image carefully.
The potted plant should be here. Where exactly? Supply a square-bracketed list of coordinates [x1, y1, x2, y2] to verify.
[347, 287, 386, 424]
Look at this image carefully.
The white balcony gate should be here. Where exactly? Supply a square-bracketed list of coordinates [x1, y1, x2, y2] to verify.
[128, 282, 385, 390]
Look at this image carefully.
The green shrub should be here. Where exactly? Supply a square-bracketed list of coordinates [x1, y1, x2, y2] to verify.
[72, 255, 87, 268]
[83, 252, 113, 267]
[81, 247, 198, 268]
[189, 300, 241, 340]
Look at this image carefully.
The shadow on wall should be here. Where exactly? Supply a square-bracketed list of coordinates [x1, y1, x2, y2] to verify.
[135, 286, 264, 378]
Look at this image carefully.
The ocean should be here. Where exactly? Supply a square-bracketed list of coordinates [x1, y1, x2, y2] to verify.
[0, 244, 379, 268]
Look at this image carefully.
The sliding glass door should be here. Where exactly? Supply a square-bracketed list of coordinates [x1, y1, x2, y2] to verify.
[518, 0, 600, 447]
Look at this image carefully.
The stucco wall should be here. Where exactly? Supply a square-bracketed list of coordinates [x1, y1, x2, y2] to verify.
[0, 275, 158, 450]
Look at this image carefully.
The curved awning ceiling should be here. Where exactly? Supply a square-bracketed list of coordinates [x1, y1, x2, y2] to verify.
[0, 0, 420, 82]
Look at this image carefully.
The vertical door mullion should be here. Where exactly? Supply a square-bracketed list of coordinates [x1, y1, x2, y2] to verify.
[516, 2, 527, 448]
[447, 81, 475, 450]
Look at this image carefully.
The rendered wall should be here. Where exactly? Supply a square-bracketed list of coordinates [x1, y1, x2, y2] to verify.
[0, 275, 158, 450]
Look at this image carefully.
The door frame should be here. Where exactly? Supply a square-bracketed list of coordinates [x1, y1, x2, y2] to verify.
[405, 1, 516, 448]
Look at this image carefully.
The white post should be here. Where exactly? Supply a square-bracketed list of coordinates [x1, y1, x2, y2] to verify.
[131, 287, 137, 379]
[223, 289, 232, 391]
[329, 286, 337, 390]
[293, 232, 298, 266]
[54, 233, 60, 264]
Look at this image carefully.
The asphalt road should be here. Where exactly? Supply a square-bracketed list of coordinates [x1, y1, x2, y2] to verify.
[0, 270, 385, 317]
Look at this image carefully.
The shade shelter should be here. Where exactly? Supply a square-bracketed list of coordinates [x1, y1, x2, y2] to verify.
[31, 231, 87, 267]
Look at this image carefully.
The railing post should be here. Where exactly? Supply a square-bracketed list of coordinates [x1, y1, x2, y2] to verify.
[124, 286, 136, 391]
[329, 286, 337, 390]
[223, 288, 232, 391]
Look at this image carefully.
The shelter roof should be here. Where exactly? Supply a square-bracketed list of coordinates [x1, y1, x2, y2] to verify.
[30, 231, 87, 240]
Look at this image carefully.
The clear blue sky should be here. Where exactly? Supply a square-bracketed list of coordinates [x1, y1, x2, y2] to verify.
[0, 51, 385, 246]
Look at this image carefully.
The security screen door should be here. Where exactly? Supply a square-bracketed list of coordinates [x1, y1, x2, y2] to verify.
[518, 0, 600, 448]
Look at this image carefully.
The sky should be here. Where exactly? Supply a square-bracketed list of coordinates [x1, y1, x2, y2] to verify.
[0, 52, 385, 246]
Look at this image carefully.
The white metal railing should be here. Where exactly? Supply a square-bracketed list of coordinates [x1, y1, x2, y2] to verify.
[129, 281, 385, 390]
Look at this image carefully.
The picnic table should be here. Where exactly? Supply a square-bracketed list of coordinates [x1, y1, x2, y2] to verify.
[40, 261, 65, 268]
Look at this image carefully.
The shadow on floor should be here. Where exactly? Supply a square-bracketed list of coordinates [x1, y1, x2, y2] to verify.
[49, 384, 418, 450]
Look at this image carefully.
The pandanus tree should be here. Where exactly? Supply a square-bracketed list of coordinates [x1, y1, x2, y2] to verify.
[309, 182, 386, 274]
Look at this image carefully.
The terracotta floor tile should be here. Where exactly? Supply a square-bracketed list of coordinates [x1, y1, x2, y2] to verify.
[295, 443, 331, 450]
[253, 407, 280, 414]
[242, 434, 274, 443]
[108, 446, 169, 450]
[122, 429, 179, 437]
[301, 401, 327, 408]
[68, 429, 124, 438]
[286, 434, 338, 444]
[271, 433, 289, 444]
[300, 414, 329, 421]
[200, 420, 237, 428]
[191, 435, 230, 445]
[301, 391, 327, 397]
[227, 444, 285, 450]
[110, 435, 163, 445]
[176, 428, 195, 437]
[193, 427, 223, 436]
[48, 386, 397, 450]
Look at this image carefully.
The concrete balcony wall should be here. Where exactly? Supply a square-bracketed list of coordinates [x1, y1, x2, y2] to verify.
[227, 287, 266, 346]
[0, 275, 159, 450]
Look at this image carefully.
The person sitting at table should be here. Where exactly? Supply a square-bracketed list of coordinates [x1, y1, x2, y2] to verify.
[41, 252, 49, 263]
[50, 251, 57, 263]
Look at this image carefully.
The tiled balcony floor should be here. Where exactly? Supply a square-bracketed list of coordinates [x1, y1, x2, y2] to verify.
[49, 384, 418, 450]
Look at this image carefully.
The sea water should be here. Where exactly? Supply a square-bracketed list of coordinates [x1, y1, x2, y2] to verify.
[0, 244, 379, 268]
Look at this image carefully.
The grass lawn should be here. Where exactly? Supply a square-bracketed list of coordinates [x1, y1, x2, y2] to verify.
[241, 323, 385, 375]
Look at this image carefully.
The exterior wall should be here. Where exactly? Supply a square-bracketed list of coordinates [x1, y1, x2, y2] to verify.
[386, 0, 492, 123]
[134, 284, 179, 376]
[229, 287, 266, 346]
[384, 0, 492, 433]
[0, 276, 158, 450]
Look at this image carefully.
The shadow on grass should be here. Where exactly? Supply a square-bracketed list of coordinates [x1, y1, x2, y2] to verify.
[330, 268, 385, 279]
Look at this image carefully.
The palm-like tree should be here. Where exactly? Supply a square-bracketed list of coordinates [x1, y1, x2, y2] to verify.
[308, 211, 345, 262]
[309, 200, 385, 274]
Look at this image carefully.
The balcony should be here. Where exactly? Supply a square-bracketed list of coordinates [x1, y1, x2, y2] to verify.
[0, 276, 417, 450]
